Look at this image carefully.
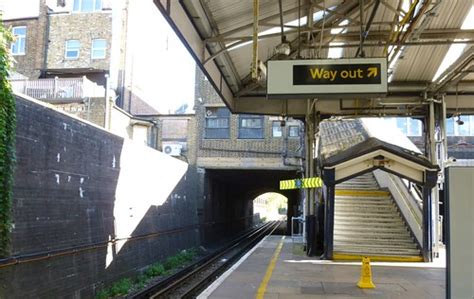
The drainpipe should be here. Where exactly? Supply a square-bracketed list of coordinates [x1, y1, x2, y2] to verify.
[41, 2, 50, 78]
[251, 0, 259, 82]
[104, 74, 111, 130]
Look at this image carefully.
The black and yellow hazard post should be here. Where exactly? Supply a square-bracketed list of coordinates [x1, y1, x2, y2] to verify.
[357, 257, 376, 289]
[279, 177, 323, 190]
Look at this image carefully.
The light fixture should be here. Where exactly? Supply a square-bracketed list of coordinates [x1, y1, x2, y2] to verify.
[456, 115, 464, 125]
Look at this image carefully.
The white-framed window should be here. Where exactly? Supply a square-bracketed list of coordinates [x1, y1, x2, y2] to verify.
[239, 115, 264, 139]
[73, 0, 102, 12]
[65, 40, 80, 59]
[288, 125, 300, 137]
[272, 121, 283, 137]
[91, 39, 106, 59]
[205, 107, 230, 139]
[11, 26, 26, 55]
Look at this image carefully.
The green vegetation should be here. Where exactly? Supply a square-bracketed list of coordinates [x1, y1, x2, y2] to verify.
[96, 248, 197, 298]
[0, 19, 16, 257]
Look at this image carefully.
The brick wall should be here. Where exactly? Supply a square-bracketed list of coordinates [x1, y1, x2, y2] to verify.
[53, 97, 106, 127]
[194, 67, 304, 162]
[46, 12, 112, 72]
[2, 0, 48, 78]
[0, 96, 201, 298]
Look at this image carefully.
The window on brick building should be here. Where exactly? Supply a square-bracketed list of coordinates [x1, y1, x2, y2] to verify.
[73, 0, 102, 12]
[239, 115, 264, 139]
[91, 39, 106, 59]
[205, 107, 230, 139]
[288, 126, 300, 137]
[65, 40, 80, 59]
[11, 26, 26, 55]
[272, 121, 283, 137]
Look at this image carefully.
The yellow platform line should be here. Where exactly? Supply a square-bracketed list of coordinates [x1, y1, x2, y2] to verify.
[333, 252, 424, 262]
[335, 189, 391, 197]
[255, 236, 285, 299]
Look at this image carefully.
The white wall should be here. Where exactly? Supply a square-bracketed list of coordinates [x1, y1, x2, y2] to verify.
[110, 105, 132, 139]
[1, 0, 40, 20]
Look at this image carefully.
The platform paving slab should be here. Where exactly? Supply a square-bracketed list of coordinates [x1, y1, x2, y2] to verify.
[201, 236, 445, 299]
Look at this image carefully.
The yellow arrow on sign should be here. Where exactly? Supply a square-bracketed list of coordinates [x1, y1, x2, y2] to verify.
[367, 67, 378, 78]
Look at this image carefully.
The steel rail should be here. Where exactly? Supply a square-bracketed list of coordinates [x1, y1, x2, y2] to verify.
[132, 221, 280, 299]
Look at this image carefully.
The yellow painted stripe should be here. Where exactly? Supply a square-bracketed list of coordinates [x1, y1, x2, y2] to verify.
[335, 190, 390, 197]
[333, 252, 424, 262]
[255, 237, 285, 299]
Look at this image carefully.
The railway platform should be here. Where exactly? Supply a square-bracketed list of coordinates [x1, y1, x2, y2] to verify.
[199, 236, 445, 299]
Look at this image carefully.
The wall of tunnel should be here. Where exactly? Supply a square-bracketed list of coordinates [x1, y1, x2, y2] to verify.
[0, 96, 303, 297]
[0, 96, 203, 298]
[200, 169, 301, 245]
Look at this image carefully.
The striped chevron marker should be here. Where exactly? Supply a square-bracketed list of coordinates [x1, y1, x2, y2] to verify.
[280, 177, 323, 190]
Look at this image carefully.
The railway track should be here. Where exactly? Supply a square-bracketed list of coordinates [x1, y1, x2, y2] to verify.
[132, 221, 281, 299]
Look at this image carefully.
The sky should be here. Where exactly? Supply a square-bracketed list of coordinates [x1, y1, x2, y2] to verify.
[125, 0, 196, 114]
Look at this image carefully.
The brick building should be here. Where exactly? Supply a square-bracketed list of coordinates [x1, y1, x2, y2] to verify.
[193, 67, 304, 170]
[2, 0, 160, 131]
[2, 0, 48, 79]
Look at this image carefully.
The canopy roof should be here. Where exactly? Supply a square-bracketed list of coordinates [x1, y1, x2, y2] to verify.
[155, 0, 474, 117]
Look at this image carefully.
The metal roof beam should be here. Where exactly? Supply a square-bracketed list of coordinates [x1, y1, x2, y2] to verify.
[215, 4, 311, 40]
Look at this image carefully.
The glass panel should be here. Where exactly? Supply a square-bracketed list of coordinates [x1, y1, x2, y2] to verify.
[396, 118, 408, 135]
[13, 27, 26, 36]
[73, 0, 80, 11]
[67, 40, 80, 48]
[206, 118, 228, 129]
[241, 118, 262, 128]
[11, 27, 26, 55]
[272, 122, 282, 137]
[239, 128, 264, 139]
[19, 38, 25, 53]
[469, 115, 474, 136]
[92, 39, 106, 49]
[446, 117, 454, 136]
[65, 40, 80, 58]
[289, 126, 299, 137]
[81, 0, 94, 12]
[94, 0, 102, 10]
[11, 43, 18, 54]
[205, 128, 229, 139]
[92, 49, 104, 58]
[408, 118, 422, 136]
[457, 116, 470, 135]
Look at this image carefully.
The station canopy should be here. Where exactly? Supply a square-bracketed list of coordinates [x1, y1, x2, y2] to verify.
[154, 0, 474, 117]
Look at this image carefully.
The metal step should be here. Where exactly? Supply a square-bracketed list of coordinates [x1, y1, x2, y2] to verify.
[333, 172, 421, 259]
[334, 225, 409, 233]
[334, 211, 401, 218]
[335, 205, 398, 212]
[333, 246, 421, 256]
[334, 237, 418, 248]
[335, 195, 391, 201]
[335, 200, 394, 206]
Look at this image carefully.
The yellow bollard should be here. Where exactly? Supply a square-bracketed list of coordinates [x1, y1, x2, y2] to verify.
[357, 256, 376, 289]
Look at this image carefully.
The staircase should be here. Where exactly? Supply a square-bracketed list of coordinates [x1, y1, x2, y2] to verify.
[333, 172, 422, 261]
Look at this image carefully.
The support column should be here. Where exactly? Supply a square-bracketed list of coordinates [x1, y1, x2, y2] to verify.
[422, 170, 438, 262]
[305, 100, 317, 255]
[322, 168, 335, 259]
[429, 100, 442, 257]
[422, 185, 433, 262]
